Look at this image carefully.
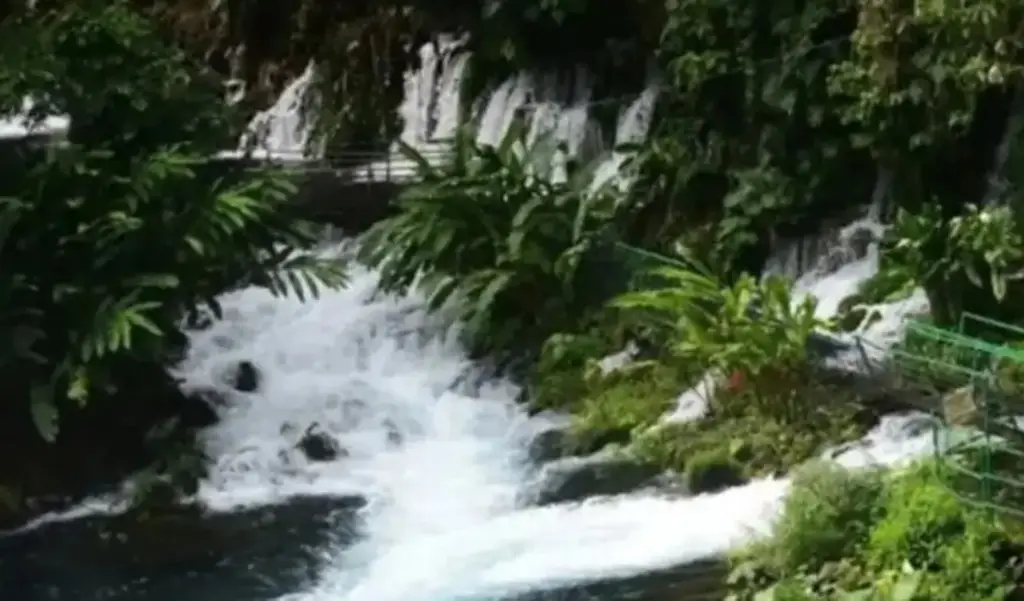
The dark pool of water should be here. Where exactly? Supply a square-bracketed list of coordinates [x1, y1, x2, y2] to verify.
[0, 496, 726, 601]
[0, 496, 356, 601]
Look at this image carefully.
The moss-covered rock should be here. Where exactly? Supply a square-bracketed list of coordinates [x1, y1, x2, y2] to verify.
[565, 360, 693, 456]
[684, 448, 747, 495]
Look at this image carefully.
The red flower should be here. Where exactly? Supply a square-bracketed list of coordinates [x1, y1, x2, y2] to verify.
[727, 370, 745, 392]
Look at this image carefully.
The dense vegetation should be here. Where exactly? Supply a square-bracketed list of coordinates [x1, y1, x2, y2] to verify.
[0, 1, 343, 521]
[5, 0, 1024, 597]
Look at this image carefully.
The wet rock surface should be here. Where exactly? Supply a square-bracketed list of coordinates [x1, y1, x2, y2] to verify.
[534, 454, 682, 505]
[297, 424, 345, 462]
[0, 495, 364, 601]
[512, 558, 728, 601]
[230, 360, 261, 393]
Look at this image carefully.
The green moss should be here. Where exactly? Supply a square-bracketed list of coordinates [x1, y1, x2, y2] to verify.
[631, 393, 866, 481]
[567, 360, 691, 455]
[684, 447, 746, 494]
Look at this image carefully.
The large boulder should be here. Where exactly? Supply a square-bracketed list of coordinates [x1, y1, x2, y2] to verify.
[532, 453, 681, 506]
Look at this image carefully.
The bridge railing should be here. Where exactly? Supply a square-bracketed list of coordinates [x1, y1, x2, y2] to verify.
[234, 143, 456, 184]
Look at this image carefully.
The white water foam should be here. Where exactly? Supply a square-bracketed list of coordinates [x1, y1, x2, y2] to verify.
[154, 246, 932, 601]
[0, 97, 69, 139]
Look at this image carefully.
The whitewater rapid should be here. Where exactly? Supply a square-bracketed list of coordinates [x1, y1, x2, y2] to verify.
[156, 252, 935, 601]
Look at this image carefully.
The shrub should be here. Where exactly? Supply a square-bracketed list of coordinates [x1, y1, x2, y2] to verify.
[358, 123, 633, 357]
[612, 264, 830, 423]
[883, 204, 1024, 327]
[0, 2, 344, 440]
[768, 462, 885, 573]
[866, 464, 974, 571]
[684, 447, 746, 494]
[866, 463, 1014, 601]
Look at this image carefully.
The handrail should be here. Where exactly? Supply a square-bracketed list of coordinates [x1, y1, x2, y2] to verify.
[225, 145, 456, 183]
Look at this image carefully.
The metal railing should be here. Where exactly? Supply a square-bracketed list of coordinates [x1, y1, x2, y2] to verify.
[226, 143, 456, 184]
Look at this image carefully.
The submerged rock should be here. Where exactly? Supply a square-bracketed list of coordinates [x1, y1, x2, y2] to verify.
[181, 389, 222, 429]
[297, 425, 345, 462]
[182, 308, 214, 331]
[382, 419, 403, 446]
[528, 427, 572, 463]
[534, 454, 677, 505]
[230, 360, 260, 393]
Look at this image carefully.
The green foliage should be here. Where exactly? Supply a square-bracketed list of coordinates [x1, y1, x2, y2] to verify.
[829, 0, 1023, 154]
[637, 0, 873, 276]
[683, 446, 745, 494]
[2, 1, 237, 154]
[567, 360, 688, 454]
[769, 462, 886, 574]
[882, 204, 1024, 326]
[613, 264, 829, 423]
[359, 124, 630, 356]
[0, 2, 345, 441]
[866, 465, 978, 570]
[731, 461, 1020, 601]
[644, 0, 1024, 279]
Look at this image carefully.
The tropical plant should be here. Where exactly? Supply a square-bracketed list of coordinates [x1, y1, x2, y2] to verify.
[882, 203, 1024, 327]
[611, 262, 829, 422]
[0, 2, 346, 441]
[358, 123, 632, 356]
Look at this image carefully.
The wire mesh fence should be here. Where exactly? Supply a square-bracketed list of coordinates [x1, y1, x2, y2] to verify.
[887, 315, 1024, 519]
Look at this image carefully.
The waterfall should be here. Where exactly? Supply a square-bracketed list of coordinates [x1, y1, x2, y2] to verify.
[240, 42, 660, 186]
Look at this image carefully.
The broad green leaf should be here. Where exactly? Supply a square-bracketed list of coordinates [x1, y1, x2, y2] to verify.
[67, 367, 90, 407]
[30, 383, 59, 443]
[992, 271, 1008, 301]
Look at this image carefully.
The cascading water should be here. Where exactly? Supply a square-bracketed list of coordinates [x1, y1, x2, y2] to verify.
[2, 39, 944, 601]
[167, 44, 938, 601]
[170, 246, 935, 601]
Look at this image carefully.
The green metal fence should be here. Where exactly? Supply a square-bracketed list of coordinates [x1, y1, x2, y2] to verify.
[890, 314, 1024, 518]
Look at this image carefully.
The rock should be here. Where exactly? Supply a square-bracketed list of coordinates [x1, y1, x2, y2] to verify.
[0, 495, 366, 598]
[183, 309, 214, 331]
[180, 390, 221, 429]
[297, 425, 344, 462]
[683, 449, 747, 495]
[534, 454, 672, 505]
[835, 304, 883, 333]
[528, 427, 571, 463]
[382, 419, 403, 446]
[515, 558, 728, 601]
[943, 384, 979, 426]
[230, 360, 260, 393]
